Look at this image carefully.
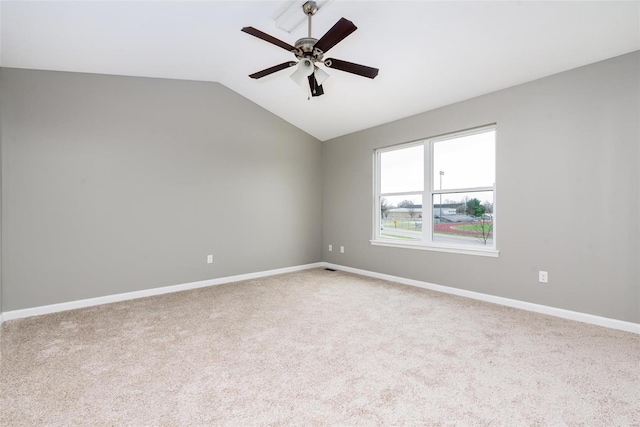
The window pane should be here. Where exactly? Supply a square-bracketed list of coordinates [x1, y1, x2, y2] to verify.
[381, 145, 424, 193]
[433, 191, 494, 246]
[433, 130, 495, 190]
[380, 195, 423, 241]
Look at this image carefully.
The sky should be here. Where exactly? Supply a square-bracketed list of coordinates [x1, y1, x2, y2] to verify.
[380, 130, 495, 206]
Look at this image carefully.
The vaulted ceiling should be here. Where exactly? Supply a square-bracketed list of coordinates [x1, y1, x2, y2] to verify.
[2, 1, 639, 141]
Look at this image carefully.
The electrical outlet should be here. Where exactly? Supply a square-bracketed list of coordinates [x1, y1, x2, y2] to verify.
[539, 271, 548, 283]
[207, 255, 213, 264]
[340, 246, 345, 254]
[328, 244, 332, 252]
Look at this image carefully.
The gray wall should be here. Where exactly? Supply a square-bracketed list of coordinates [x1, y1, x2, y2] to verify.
[0, 71, 3, 315]
[1, 68, 322, 311]
[322, 52, 639, 323]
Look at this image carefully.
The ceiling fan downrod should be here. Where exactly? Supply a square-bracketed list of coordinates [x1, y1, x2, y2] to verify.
[295, 1, 322, 62]
[303, 1, 318, 39]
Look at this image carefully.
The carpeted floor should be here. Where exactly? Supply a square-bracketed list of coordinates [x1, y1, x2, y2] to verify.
[1, 268, 638, 425]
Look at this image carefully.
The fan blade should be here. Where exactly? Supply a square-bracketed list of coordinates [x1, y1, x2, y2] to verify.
[325, 58, 379, 79]
[241, 27, 296, 52]
[313, 18, 357, 54]
[249, 62, 296, 79]
[308, 74, 324, 97]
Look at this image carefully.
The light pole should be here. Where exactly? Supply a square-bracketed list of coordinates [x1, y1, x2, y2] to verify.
[439, 171, 445, 222]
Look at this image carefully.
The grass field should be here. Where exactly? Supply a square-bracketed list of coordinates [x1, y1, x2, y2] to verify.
[380, 233, 420, 240]
[453, 223, 493, 232]
[382, 219, 493, 239]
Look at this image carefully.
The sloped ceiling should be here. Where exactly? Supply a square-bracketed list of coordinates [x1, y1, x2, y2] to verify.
[2, 1, 639, 141]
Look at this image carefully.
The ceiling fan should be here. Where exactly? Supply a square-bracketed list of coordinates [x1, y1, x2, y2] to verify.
[241, 1, 379, 97]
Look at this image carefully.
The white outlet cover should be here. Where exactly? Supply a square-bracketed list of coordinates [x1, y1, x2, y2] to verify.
[539, 271, 548, 283]
[340, 246, 345, 253]
[328, 245, 332, 251]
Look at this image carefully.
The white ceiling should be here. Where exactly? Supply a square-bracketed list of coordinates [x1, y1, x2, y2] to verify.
[2, 1, 639, 141]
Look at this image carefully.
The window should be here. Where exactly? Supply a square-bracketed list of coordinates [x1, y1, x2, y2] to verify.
[373, 125, 497, 257]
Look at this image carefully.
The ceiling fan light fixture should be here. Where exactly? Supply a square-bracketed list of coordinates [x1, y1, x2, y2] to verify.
[290, 59, 315, 87]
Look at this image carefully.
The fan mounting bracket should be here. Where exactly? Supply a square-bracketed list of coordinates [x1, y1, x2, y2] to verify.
[302, 1, 318, 16]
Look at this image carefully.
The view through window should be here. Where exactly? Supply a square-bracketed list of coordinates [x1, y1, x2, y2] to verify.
[375, 126, 496, 252]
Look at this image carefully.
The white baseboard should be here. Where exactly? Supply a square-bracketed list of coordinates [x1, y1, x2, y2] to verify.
[323, 262, 640, 335]
[1, 262, 324, 323]
[2, 261, 637, 335]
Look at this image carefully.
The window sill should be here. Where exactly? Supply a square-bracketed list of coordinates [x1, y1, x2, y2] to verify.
[370, 239, 500, 257]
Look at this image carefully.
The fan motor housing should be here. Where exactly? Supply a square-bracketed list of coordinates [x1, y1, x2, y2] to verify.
[294, 37, 324, 61]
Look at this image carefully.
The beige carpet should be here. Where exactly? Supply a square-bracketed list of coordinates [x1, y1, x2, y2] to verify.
[1, 269, 638, 426]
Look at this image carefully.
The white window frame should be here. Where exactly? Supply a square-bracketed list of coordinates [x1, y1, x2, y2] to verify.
[371, 125, 499, 257]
